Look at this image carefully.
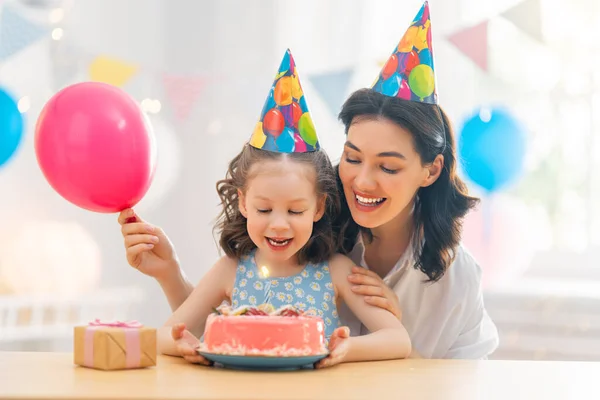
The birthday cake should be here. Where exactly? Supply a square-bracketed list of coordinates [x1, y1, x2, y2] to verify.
[201, 304, 327, 357]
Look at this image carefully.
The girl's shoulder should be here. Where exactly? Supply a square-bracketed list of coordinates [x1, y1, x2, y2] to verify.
[195, 254, 240, 301]
[211, 254, 241, 275]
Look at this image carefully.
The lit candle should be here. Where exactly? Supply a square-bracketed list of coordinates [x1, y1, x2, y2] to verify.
[260, 265, 270, 278]
[260, 265, 273, 304]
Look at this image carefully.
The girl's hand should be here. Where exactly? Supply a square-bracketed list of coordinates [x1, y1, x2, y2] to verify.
[315, 326, 351, 369]
[118, 208, 179, 281]
[171, 323, 212, 366]
[348, 266, 402, 320]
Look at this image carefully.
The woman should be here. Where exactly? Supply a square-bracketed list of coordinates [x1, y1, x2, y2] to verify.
[118, 2, 498, 359]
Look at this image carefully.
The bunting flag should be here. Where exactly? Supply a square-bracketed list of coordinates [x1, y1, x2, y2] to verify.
[447, 21, 489, 71]
[306, 68, 353, 117]
[501, 0, 543, 43]
[0, 4, 49, 61]
[161, 73, 206, 122]
[88, 55, 139, 87]
[49, 41, 90, 91]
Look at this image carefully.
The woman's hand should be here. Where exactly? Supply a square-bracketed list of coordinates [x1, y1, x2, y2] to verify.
[171, 323, 212, 366]
[315, 326, 351, 369]
[348, 266, 402, 320]
[118, 208, 179, 281]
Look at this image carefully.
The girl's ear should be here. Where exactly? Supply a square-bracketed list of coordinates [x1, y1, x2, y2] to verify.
[314, 195, 327, 222]
[238, 189, 248, 218]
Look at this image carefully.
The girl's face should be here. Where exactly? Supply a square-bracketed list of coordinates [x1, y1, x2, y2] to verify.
[238, 159, 325, 265]
[338, 118, 439, 230]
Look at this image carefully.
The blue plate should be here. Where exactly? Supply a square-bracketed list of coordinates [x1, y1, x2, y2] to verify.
[197, 351, 328, 371]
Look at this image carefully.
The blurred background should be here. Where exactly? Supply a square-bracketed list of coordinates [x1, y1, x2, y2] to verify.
[1, 0, 599, 361]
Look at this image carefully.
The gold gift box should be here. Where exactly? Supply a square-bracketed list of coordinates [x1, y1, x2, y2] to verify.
[74, 322, 156, 371]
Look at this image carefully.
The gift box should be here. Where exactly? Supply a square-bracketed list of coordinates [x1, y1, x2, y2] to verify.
[74, 319, 156, 370]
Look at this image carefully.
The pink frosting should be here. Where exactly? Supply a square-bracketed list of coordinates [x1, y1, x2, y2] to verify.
[203, 315, 327, 357]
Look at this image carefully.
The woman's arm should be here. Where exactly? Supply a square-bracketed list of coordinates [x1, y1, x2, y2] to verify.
[347, 266, 402, 319]
[157, 256, 237, 356]
[330, 254, 412, 362]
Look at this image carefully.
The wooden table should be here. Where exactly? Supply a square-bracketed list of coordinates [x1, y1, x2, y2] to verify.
[1, 352, 599, 400]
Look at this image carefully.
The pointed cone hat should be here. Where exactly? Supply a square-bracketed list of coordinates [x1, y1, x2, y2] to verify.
[371, 1, 438, 104]
[249, 49, 320, 153]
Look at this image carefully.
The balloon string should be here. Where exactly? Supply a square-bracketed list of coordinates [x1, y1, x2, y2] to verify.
[483, 195, 492, 263]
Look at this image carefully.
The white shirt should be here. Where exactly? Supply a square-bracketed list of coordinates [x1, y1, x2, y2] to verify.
[339, 236, 499, 359]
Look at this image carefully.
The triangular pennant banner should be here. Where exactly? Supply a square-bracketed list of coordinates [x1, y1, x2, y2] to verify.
[447, 21, 489, 71]
[162, 74, 206, 122]
[50, 42, 91, 91]
[501, 0, 543, 43]
[307, 68, 354, 117]
[88, 56, 139, 87]
[0, 4, 49, 60]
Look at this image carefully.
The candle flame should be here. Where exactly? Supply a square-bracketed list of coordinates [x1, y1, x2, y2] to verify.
[260, 265, 270, 279]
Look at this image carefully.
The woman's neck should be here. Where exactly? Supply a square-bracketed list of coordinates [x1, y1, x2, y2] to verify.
[362, 201, 415, 278]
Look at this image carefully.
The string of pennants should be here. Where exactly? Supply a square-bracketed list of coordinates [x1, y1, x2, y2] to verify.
[0, 0, 543, 122]
[445, 0, 543, 72]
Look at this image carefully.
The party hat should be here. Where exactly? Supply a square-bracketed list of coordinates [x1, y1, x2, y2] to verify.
[372, 1, 438, 104]
[249, 49, 319, 153]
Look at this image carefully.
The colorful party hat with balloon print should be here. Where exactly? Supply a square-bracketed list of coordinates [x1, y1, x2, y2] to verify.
[249, 49, 319, 153]
[372, 1, 438, 104]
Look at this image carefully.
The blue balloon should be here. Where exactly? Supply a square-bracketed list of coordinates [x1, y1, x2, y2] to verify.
[262, 134, 278, 152]
[372, 79, 383, 93]
[279, 50, 291, 76]
[0, 88, 24, 168]
[299, 95, 309, 113]
[381, 73, 402, 97]
[419, 48, 432, 68]
[414, 5, 425, 22]
[458, 107, 526, 192]
[276, 127, 295, 153]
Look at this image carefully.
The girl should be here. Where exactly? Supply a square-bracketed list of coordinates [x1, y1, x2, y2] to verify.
[120, 3, 498, 360]
[147, 50, 411, 368]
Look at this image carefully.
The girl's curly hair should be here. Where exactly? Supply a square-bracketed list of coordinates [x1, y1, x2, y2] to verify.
[214, 144, 341, 265]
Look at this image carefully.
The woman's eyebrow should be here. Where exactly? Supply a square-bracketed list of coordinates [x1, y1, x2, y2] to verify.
[345, 141, 405, 160]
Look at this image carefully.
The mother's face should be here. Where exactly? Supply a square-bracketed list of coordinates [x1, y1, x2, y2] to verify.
[338, 117, 436, 229]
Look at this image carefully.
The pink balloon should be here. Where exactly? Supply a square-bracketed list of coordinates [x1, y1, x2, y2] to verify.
[461, 195, 536, 289]
[397, 79, 412, 100]
[293, 132, 307, 152]
[35, 82, 156, 213]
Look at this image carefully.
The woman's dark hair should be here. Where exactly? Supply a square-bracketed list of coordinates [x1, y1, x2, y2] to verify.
[333, 88, 479, 282]
[214, 144, 340, 265]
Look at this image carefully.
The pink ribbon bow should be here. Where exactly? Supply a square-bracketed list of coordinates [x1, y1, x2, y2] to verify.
[84, 319, 144, 368]
[88, 319, 143, 328]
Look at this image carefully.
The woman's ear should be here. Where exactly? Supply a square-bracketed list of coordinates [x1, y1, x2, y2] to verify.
[238, 189, 248, 218]
[421, 154, 444, 188]
[314, 195, 327, 222]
